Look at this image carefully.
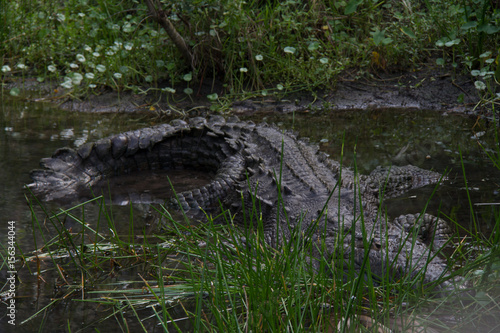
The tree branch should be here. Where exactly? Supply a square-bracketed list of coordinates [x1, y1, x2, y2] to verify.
[144, 0, 195, 71]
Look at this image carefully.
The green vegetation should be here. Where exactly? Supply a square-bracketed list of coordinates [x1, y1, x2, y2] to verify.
[1, 0, 499, 106]
[1, 1, 500, 330]
[17, 170, 500, 331]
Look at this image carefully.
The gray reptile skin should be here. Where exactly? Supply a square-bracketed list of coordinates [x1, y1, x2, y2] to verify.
[29, 116, 459, 292]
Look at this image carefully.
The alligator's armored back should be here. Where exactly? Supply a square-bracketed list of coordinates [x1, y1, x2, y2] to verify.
[29, 115, 460, 293]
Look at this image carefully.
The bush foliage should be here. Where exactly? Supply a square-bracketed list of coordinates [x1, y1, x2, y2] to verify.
[1, 0, 499, 101]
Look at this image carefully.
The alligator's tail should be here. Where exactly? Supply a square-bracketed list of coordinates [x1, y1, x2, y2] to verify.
[27, 117, 252, 208]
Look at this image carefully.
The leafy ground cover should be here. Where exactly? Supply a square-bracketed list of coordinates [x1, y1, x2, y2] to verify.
[1, 0, 499, 110]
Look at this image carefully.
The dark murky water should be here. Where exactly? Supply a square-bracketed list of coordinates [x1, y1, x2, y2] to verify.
[1, 97, 500, 331]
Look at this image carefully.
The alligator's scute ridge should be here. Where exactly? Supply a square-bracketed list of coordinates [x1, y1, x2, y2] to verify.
[29, 116, 460, 293]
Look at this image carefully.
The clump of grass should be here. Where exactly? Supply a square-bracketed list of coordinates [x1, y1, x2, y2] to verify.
[15, 172, 500, 332]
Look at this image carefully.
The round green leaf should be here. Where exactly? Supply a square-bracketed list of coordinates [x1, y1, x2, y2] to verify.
[344, 0, 363, 15]
[461, 21, 478, 30]
[207, 93, 218, 101]
[435, 40, 445, 47]
[161, 87, 176, 93]
[444, 39, 460, 47]
[308, 42, 320, 51]
[401, 27, 416, 39]
[9, 87, 20, 96]
[479, 51, 492, 59]
[478, 24, 500, 34]
[474, 81, 486, 90]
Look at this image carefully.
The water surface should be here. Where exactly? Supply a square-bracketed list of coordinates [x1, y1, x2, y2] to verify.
[1, 97, 499, 331]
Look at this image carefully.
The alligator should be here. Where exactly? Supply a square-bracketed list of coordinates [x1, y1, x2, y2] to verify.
[29, 115, 460, 293]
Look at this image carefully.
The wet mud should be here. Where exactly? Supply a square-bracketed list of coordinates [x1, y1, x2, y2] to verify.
[4, 65, 481, 115]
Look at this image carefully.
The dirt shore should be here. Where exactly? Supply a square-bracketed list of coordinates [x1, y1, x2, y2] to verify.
[3, 65, 483, 116]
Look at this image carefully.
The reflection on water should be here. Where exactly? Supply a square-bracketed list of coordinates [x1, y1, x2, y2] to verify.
[0, 97, 153, 232]
[0, 97, 159, 332]
[1, 96, 500, 331]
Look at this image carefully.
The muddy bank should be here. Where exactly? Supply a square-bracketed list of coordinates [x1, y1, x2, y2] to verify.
[3, 65, 481, 116]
